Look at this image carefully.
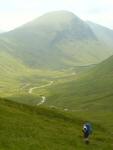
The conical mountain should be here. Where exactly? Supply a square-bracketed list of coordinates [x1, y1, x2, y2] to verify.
[0, 11, 113, 69]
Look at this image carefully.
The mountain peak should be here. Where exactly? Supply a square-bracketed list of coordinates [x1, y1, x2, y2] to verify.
[39, 10, 76, 18]
[1, 10, 113, 70]
[30, 10, 79, 26]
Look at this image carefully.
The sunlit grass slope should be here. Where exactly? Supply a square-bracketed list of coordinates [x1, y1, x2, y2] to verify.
[40, 55, 113, 111]
[0, 50, 69, 97]
[0, 98, 112, 150]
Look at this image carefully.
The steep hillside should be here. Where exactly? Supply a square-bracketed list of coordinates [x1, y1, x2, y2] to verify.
[0, 11, 113, 69]
[0, 98, 112, 150]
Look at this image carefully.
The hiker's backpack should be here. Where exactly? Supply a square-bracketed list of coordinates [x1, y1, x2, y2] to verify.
[84, 123, 92, 134]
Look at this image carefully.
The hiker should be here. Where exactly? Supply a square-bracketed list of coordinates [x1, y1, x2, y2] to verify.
[82, 122, 92, 144]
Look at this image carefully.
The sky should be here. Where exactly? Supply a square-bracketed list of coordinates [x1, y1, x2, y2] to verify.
[0, 0, 113, 31]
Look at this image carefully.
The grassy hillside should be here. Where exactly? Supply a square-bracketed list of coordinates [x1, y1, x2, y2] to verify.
[34, 55, 113, 111]
[0, 50, 75, 100]
[0, 98, 112, 150]
[0, 49, 64, 96]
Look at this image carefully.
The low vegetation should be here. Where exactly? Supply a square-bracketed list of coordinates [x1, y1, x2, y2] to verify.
[0, 98, 112, 150]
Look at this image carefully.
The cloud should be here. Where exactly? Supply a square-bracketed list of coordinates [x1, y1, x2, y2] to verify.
[88, 11, 113, 29]
[0, 11, 39, 31]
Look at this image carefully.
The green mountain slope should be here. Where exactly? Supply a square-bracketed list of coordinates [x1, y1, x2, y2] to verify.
[0, 98, 112, 150]
[0, 53, 67, 98]
[40, 55, 113, 111]
[0, 11, 113, 69]
[0, 49, 72, 98]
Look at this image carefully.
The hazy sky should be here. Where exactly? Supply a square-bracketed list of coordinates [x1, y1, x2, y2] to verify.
[0, 0, 113, 31]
